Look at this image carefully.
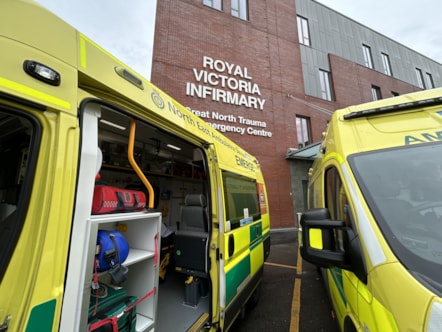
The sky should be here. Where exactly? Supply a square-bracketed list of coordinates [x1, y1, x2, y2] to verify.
[315, 0, 442, 64]
[35, 0, 442, 82]
[35, 0, 157, 80]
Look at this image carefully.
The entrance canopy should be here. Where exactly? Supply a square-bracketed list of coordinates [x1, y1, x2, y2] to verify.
[285, 142, 321, 160]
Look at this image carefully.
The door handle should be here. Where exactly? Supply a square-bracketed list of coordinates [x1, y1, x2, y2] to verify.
[228, 234, 234, 257]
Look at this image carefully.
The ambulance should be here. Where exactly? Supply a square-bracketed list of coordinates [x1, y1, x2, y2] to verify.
[299, 88, 442, 331]
[0, 1, 270, 331]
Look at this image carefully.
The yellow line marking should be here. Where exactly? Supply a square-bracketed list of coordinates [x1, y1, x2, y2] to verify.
[264, 261, 297, 270]
[0, 77, 71, 110]
[290, 278, 301, 332]
[296, 245, 303, 275]
[290, 246, 304, 332]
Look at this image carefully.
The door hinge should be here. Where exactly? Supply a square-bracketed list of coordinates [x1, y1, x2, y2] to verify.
[0, 315, 11, 332]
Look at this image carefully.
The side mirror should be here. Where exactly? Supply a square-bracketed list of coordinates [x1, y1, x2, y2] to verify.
[299, 208, 366, 283]
[300, 208, 349, 268]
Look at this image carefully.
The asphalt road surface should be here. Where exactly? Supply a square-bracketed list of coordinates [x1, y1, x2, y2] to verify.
[231, 228, 340, 332]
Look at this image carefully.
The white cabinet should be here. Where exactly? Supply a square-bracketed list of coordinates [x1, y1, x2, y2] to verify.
[84, 211, 161, 331]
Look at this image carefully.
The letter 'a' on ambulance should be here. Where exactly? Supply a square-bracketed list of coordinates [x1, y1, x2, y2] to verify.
[0, 1, 270, 331]
[299, 88, 442, 332]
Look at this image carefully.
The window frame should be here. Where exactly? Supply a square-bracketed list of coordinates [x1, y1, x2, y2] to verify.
[319, 69, 333, 101]
[362, 44, 374, 69]
[222, 170, 260, 231]
[415, 67, 426, 89]
[203, 0, 222, 11]
[231, 0, 248, 20]
[426, 72, 435, 89]
[297, 15, 311, 46]
[296, 115, 312, 149]
[381, 52, 392, 76]
[371, 85, 382, 101]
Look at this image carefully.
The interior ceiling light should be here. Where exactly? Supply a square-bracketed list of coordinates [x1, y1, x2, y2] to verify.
[99, 119, 126, 131]
[166, 143, 181, 151]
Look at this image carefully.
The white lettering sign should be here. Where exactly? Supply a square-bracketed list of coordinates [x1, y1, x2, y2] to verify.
[186, 56, 266, 111]
[187, 107, 272, 138]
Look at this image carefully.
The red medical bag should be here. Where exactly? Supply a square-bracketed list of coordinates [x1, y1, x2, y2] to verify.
[92, 185, 146, 214]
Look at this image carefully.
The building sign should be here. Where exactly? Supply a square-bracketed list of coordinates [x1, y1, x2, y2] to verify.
[186, 56, 272, 137]
[186, 56, 266, 111]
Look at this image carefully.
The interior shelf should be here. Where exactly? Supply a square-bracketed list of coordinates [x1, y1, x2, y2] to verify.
[84, 211, 161, 331]
[136, 314, 154, 332]
[125, 248, 155, 265]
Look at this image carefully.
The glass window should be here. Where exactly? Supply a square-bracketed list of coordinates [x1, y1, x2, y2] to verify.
[362, 44, 374, 69]
[296, 116, 311, 148]
[325, 167, 349, 223]
[426, 72, 435, 89]
[371, 85, 381, 100]
[203, 0, 222, 10]
[416, 68, 425, 89]
[297, 16, 310, 46]
[349, 143, 442, 288]
[381, 52, 392, 76]
[231, 0, 248, 20]
[0, 110, 39, 281]
[319, 69, 333, 101]
[391, 91, 399, 97]
[222, 171, 260, 230]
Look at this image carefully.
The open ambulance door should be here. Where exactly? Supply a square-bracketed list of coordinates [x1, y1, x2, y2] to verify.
[218, 169, 266, 330]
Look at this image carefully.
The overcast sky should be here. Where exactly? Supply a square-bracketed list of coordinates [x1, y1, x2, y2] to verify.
[35, 0, 441, 82]
[35, 0, 157, 80]
[315, 0, 442, 63]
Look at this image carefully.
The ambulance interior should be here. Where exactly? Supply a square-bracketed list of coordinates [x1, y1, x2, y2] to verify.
[96, 106, 212, 330]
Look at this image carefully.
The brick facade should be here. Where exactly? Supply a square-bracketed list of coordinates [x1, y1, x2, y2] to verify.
[151, 0, 423, 228]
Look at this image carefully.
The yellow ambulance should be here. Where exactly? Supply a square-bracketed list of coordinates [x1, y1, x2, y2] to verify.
[300, 88, 442, 331]
[0, 1, 270, 331]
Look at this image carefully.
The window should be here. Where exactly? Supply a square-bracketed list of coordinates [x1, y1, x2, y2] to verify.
[426, 72, 435, 89]
[381, 52, 392, 76]
[222, 171, 260, 230]
[0, 111, 39, 281]
[297, 16, 310, 46]
[325, 167, 348, 223]
[362, 44, 374, 69]
[319, 69, 333, 101]
[391, 91, 399, 97]
[231, 0, 248, 20]
[349, 144, 442, 285]
[371, 85, 381, 100]
[296, 116, 311, 148]
[203, 0, 222, 10]
[416, 68, 425, 89]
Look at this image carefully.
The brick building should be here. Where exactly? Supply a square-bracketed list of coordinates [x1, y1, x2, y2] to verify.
[151, 0, 442, 228]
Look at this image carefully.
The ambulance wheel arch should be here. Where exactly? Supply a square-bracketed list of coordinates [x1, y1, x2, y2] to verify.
[343, 317, 358, 332]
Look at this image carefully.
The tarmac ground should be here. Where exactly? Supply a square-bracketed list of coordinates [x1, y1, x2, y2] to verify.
[231, 228, 340, 332]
